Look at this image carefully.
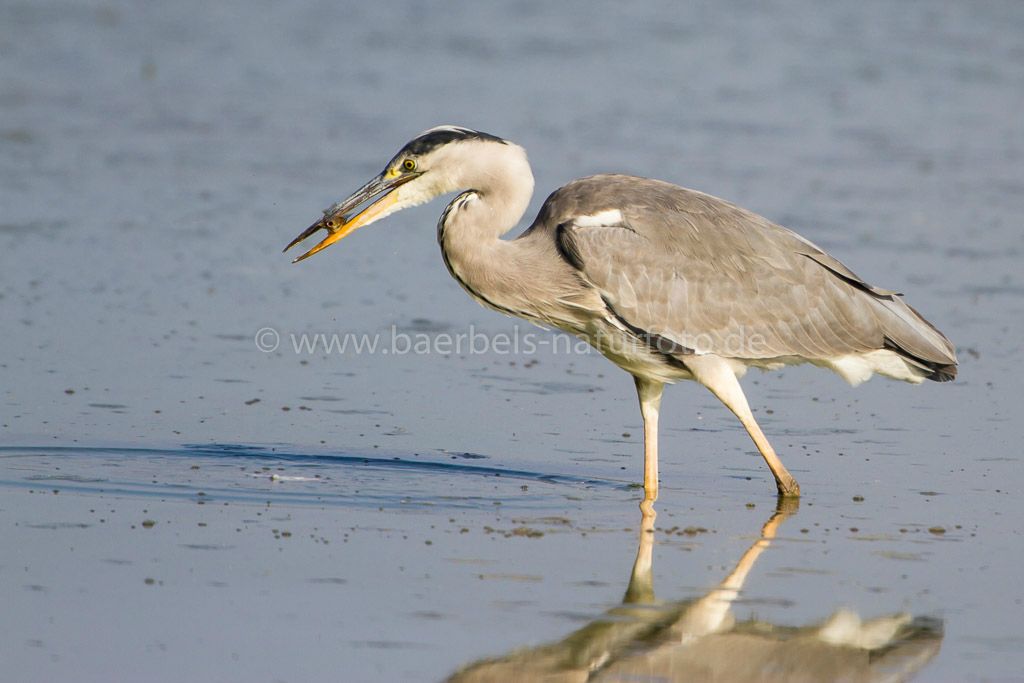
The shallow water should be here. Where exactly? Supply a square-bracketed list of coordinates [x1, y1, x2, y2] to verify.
[2, 1, 1023, 681]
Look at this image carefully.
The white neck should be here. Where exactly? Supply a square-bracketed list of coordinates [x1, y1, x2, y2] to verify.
[435, 140, 536, 314]
[438, 140, 534, 239]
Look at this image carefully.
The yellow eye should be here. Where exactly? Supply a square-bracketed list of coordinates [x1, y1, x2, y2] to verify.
[401, 159, 417, 172]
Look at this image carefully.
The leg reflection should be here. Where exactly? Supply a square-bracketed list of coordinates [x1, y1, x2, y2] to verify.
[447, 496, 941, 682]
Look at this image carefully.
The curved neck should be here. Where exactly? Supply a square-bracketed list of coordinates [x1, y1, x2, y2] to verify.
[435, 142, 538, 316]
[432, 141, 544, 321]
[437, 140, 534, 243]
[432, 141, 592, 332]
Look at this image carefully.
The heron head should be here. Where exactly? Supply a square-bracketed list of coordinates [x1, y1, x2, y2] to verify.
[284, 125, 511, 263]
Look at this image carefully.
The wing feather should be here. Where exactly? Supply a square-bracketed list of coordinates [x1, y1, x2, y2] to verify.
[543, 175, 956, 374]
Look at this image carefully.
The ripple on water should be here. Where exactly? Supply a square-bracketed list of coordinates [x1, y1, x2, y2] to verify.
[0, 443, 629, 511]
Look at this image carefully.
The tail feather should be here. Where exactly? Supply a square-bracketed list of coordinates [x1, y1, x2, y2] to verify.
[798, 244, 958, 382]
[879, 298, 958, 382]
[883, 337, 957, 382]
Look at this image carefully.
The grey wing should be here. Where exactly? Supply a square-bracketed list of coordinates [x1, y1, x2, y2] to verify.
[548, 176, 957, 377]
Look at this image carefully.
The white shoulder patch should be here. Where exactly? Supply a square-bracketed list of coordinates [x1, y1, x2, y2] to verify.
[572, 209, 624, 228]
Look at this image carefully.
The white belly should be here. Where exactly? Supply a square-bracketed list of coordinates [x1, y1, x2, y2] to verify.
[575, 318, 927, 387]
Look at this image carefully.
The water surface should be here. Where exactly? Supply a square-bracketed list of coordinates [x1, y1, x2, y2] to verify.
[2, 1, 1022, 681]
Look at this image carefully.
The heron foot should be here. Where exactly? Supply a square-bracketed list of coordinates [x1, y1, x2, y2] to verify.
[776, 476, 801, 497]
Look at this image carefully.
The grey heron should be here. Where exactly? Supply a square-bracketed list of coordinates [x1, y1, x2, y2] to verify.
[285, 126, 957, 516]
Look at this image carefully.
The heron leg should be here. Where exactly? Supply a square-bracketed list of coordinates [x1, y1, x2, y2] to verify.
[634, 377, 664, 517]
[684, 355, 801, 497]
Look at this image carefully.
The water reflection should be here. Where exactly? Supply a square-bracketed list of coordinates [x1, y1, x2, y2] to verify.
[448, 499, 942, 682]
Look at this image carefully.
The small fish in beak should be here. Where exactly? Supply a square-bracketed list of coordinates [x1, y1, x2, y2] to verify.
[284, 170, 421, 263]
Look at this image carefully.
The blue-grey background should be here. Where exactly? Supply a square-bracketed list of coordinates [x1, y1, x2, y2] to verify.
[1, 1, 1022, 681]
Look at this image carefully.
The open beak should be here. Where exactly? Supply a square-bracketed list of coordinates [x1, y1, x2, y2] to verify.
[284, 171, 421, 263]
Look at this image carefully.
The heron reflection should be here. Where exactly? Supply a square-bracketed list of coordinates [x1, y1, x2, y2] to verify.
[447, 499, 941, 682]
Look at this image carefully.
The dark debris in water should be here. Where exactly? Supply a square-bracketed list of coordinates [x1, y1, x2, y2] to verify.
[662, 525, 711, 537]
